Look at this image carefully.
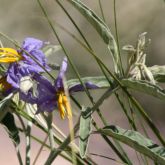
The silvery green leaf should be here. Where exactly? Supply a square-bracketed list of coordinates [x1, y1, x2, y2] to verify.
[148, 65, 165, 83]
[122, 79, 165, 100]
[143, 65, 155, 84]
[138, 32, 147, 48]
[67, 76, 110, 89]
[26, 103, 48, 129]
[1, 112, 20, 145]
[43, 45, 61, 57]
[79, 107, 92, 158]
[67, 0, 120, 73]
[99, 125, 165, 165]
[0, 93, 13, 121]
[48, 63, 60, 70]
[122, 45, 136, 53]
[68, 0, 114, 44]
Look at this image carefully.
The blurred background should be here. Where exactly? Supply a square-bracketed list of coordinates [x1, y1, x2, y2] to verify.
[0, 0, 165, 164]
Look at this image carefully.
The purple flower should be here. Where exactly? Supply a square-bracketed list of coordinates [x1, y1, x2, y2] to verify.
[6, 38, 50, 88]
[26, 57, 98, 119]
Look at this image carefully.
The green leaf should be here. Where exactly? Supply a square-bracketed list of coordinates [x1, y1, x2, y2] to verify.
[67, 0, 113, 44]
[43, 45, 61, 70]
[1, 112, 20, 145]
[67, 76, 165, 100]
[67, 76, 110, 89]
[67, 0, 120, 73]
[0, 93, 14, 122]
[149, 65, 165, 83]
[122, 79, 165, 100]
[42, 44, 61, 57]
[79, 107, 92, 158]
[98, 125, 165, 165]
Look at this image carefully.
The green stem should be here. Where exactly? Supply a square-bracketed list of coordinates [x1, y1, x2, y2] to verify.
[14, 144, 23, 165]
[90, 152, 127, 165]
[25, 122, 31, 165]
[92, 120, 131, 164]
[16, 128, 73, 163]
[82, 87, 119, 118]
[98, 0, 106, 22]
[56, 0, 92, 50]
[113, 0, 123, 75]
[116, 93, 137, 130]
[25, 105, 33, 165]
[15, 113, 26, 165]
[44, 121, 80, 165]
[32, 135, 49, 165]
[47, 113, 55, 150]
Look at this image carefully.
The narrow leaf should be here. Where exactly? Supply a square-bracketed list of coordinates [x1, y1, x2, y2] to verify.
[67, 0, 120, 73]
[1, 112, 20, 145]
[0, 93, 13, 121]
[149, 65, 165, 83]
[122, 79, 165, 100]
[79, 107, 92, 158]
[42, 44, 61, 57]
[99, 125, 165, 165]
[67, 76, 110, 89]
[67, 0, 112, 44]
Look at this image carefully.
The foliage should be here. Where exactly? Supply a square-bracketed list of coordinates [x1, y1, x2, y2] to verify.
[0, 0, 164, 164]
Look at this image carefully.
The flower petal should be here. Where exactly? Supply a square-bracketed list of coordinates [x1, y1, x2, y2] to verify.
[20, 90, 37, 104]
[21, 38, 44, 51]
[36, 99, 57, 113]
[7, 63, 30, 88]
[33, 74, 57, 112]
[55, 57, 68, 89]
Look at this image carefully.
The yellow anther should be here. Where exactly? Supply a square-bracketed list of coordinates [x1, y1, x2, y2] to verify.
[0, 48, 22, 63]
[59, 103, 66, 119]
[57, 92, 72, 119]
[63, 95, 72, 119]
[57, 93, 66, 119]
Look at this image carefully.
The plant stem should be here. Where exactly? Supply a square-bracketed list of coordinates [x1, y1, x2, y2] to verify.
[98, 0, 106, 22]
[47, 113, 55, 150]
[32, 135, 49, 165]
[113, 0, 123, 75]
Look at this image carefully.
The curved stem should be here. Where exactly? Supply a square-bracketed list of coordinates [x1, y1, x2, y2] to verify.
[98, 0, 106, 22]
[113, 0, 124, 75]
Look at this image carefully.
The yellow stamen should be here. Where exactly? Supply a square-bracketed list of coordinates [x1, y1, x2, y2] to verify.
[57, 93, 66, 119]
[0, 48, 22, 63]
[63, 95, 72, 119]
[57, 92, 72, 119]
